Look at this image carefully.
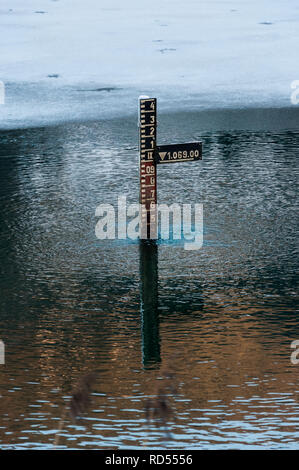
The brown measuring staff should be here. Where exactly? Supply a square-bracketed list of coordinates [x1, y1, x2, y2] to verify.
[139, 97, 157, 239]
[139, 97, 202, 240]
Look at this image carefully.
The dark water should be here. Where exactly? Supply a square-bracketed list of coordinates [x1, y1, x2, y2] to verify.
[0, 108, 298, 449]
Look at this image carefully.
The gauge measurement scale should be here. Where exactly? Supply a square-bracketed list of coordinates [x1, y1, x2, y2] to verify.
[139, 97, 157, 239]
[139, 97, 202, 240]
[155, 142, 202, 164]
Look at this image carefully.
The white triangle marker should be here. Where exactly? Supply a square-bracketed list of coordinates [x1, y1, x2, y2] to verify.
[159, 152, 167, 160]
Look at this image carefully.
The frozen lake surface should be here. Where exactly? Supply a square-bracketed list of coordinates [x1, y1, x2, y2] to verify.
[1, 0, 299, 128]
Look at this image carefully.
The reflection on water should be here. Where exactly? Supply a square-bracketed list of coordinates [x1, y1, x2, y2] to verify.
[0, 109, 298, 449]
[140, 241, 160, 369]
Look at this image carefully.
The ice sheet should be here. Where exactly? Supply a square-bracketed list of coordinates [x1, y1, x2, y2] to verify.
[0, 0, 298, 128]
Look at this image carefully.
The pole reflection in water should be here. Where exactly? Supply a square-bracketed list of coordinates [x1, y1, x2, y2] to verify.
[139, 239, 160, 369]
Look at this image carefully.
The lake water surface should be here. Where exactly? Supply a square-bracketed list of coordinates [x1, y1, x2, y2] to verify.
[0, 108, 298, 449]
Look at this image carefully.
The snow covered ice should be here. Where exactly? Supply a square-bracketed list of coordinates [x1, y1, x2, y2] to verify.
[0, 0, 299, 129]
